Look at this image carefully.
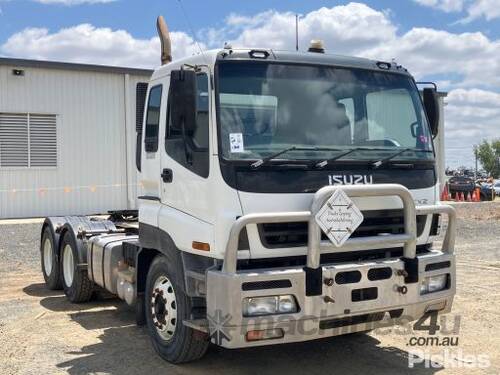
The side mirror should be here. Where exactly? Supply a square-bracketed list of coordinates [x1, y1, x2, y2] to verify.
[169, 69, 197, 135]
[423, 88, 440, 137]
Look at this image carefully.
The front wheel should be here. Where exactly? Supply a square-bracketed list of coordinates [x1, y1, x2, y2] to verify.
[145, 255, 208, 363]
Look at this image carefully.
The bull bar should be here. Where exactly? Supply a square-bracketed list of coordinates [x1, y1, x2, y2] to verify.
[205, 184, 457, 348]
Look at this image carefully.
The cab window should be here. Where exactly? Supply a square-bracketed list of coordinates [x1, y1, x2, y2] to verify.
[165, 73, 209, 178]
[144, 85, 162, 152]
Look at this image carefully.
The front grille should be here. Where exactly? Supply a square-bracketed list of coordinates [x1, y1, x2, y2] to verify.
[241, 279, 292, 291]
[258, 209, 426, 249]
[237, 245, 431, 271]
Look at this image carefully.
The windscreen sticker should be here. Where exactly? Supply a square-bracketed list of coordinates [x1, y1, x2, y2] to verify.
[229, 133, 245, 153]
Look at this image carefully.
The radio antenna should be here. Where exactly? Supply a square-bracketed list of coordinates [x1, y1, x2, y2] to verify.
[295, 14, 299, 51]
[176, 0, 208, 63]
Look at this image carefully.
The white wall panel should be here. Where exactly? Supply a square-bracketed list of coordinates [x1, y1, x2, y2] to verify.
[0, 64, 150, 218]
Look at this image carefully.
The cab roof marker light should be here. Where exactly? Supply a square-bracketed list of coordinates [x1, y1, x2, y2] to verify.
[376, 61, 391, 70]
[248, 50, 270, 59]
[308, 40, 325, 53]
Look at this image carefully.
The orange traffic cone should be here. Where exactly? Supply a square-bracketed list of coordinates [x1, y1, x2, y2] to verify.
[441, 185, 449, 201]
[475, 188, 481, 202]
[467, 192, 472, 202]
[460, 192, 465, 202]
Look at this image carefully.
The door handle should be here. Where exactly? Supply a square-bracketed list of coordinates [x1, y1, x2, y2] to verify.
[161, 168, 173, 183]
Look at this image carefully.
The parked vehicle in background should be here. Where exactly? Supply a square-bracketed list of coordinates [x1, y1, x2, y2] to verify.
[493, 181, 500, 196]
[477, 182, 495, 201]
[448, 176, 475, 198]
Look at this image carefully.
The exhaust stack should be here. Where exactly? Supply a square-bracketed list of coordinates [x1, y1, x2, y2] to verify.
[157, 15, 172, 65]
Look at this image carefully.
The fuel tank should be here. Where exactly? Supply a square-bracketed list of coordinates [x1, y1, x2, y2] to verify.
[87, 233, 138, 295]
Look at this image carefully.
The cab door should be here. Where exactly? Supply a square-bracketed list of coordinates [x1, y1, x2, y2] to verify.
[138, 81, 166, 227]
[160, 68, 214, 224]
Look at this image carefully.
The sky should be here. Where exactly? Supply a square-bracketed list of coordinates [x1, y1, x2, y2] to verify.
[0, 0, 499, 169]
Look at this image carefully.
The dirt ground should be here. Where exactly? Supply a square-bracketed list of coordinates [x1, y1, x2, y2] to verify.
[0, 202, 499, 375]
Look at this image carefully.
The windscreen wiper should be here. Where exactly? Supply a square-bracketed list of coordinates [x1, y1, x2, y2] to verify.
[372, 148, 433, 168]
[251, 146, 342, 169]
[315, 147, 378, 169]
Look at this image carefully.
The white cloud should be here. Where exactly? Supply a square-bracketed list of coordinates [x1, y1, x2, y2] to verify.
[444, 89, 500, 167]
[34, 0, 116, 5]
[363, 27, 500, 88]
[413, 0, 465, 12]
[413, 0, 500, 22]
[0, 24, 202, 68]
[213, 3, 499, 89]
[458, 0, 500, 23]
[221, 3, 396, 54]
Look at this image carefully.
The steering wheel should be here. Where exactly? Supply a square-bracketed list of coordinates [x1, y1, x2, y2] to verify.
[382, 138, 401, 147]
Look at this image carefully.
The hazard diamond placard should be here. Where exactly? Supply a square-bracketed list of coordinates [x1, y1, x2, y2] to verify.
[314, 189, 364, 247]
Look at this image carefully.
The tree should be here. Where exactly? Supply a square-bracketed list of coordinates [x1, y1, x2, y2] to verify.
[475, 139, 500, 178]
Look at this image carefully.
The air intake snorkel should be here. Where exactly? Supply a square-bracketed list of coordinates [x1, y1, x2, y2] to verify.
[157, 15, 172, 65]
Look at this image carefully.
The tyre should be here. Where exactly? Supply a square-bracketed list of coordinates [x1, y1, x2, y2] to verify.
[40, 226, 63, 290]
[60, 231, 93, 303]
[145, 255, 209, 363]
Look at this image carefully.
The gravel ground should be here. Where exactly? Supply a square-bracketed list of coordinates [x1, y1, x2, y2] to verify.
[0, 203, 499, 375]
[0, 221, 43, 273]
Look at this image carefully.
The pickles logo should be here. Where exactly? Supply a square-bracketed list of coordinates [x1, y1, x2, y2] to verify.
[207, 310, 233, 345]
[329, 174, 374, 185]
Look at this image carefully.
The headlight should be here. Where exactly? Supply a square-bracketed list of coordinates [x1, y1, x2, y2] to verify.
[277, 295, 296, 313]
[242, 295, 298, 317]
[420, 274, 448, 295]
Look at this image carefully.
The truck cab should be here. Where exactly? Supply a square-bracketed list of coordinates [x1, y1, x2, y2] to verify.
[139, 48, 442, 261]
[134, 46, 455, 358]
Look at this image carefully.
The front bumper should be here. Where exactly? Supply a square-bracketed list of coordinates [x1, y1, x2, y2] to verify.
[207, 251, 455, 348]
[205, 184, 457, 348]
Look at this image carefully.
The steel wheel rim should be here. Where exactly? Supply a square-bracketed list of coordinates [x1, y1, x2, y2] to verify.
[43, 238, 53, 275]
[151, 275, 178, 341]
[62, 244, 74, 287]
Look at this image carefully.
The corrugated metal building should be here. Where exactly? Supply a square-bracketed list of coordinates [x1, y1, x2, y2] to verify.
[0, 58, 152, 218]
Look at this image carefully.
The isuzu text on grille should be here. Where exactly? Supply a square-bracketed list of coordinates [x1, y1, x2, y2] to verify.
[329, 174, 374, 185]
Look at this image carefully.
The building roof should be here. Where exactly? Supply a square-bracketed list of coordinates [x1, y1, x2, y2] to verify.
[0, 57, 153, 76]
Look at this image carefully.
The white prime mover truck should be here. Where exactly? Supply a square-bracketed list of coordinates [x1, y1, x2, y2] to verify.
[39, 17, 456, 363]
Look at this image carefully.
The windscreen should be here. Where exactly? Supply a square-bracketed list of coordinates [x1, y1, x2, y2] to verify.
[217, 62, 434, 162]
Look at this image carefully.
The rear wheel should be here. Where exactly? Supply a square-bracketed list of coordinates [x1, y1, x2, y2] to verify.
[145, 255, 208, 363]
[40, 226, 62, 290]
[60, 231, 93, 303]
